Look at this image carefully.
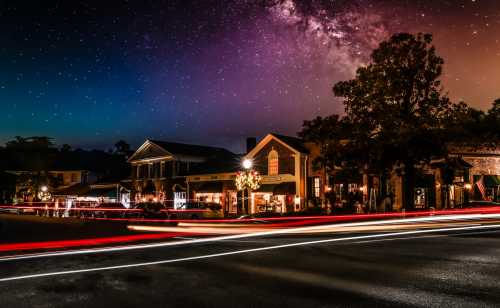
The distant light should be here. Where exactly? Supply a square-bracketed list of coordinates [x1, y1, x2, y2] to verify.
[41, 186, 48, 192]
[464, 183, 472, 190]
[294, 196, 300, 205]
[242, 159, 253, 170]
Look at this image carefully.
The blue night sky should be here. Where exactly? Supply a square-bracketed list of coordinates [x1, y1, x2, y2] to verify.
[1, 0, 499, 152]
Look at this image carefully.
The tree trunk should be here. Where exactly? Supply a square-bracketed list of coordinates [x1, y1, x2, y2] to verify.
[402, 163, 416, 211]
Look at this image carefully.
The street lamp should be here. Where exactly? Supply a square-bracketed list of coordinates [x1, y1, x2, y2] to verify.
[236, 158, 260, 215]
[464, 183, 472, 205]
[242, 158, 253, 170]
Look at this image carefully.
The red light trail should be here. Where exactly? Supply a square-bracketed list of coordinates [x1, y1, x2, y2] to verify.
[0, 233, 187, 252]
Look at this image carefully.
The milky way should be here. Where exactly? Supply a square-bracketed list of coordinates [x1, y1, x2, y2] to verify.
[0, 0, 498, 151]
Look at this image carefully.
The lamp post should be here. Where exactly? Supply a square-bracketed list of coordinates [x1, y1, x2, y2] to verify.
[464, 183, 472, 205]
[236, 159, 261, 215]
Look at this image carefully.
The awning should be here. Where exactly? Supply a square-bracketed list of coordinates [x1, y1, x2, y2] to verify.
[255, 182, 296, 195]
[193, 181, 223, 193]
[474, 175, 500, 187]
[431, 157, 473, 169]
[86, 187, 117, 199]
[274, 182, 296, 195]
[53, 184, 91, 196]
[484, 175, 500, 187]
[256, 184, 276, 193]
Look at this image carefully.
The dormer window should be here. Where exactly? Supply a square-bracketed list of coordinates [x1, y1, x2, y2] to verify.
[268, 149, 279, 176]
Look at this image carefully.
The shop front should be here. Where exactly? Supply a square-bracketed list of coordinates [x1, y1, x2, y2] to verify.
[188, 180, 238, 215]
[473, 175, 500, 202]
[250, 182, 296, 214]
[192, 181, 224, 204]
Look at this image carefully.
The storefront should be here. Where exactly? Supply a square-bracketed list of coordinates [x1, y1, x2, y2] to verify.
[192, 181, 224, 204]
[473, 175, 500, 202]
[250, 182, 295, 214]
[187, 179, 239, 215]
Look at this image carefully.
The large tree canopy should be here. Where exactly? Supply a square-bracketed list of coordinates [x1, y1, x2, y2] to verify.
[337, 33, 453, 209]
[302, 32, 498, 210]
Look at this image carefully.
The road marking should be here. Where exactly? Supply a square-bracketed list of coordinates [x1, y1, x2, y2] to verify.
[350, 228, 500, 244]
[1, 223, 500, 282]
[220, 239, 267, 243]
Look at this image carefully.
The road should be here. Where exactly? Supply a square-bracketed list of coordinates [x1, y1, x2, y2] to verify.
[1, 213, 500, 307]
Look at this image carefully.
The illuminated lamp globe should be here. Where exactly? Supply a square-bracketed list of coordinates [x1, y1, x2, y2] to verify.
[242, 159, 253, 170]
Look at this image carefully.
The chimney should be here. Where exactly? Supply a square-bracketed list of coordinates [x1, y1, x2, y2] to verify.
[246, 137, 256, 154]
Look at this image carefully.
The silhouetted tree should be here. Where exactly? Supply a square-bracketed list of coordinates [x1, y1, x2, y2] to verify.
[114, 140, 131, 156]
[60, 144, 72, 152]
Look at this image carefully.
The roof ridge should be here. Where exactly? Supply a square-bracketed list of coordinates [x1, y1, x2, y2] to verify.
[148, 139, 230, 151]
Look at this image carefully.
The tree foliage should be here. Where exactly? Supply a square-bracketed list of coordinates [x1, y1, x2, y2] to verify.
[301, 32, 499, 210]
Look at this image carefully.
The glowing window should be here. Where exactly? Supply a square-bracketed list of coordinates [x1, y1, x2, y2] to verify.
[314, 177, 320, 197]
[268, 149, 279, 175]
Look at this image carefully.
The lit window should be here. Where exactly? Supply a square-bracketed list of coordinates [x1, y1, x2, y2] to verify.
[268, 149, 279, 175]
[314, 177, 320, 197]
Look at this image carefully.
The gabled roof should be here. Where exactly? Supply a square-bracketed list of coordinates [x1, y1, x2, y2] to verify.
[270, 133, 309, 154]
[149, 140, 235, 158]
[246, 133, 309, 158]
[185, 154, 243, 175]
[128, 139, 236, 163]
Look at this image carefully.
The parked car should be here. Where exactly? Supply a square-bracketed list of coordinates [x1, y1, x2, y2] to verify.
[73, 201, 96, 218]
[0, 204, 22, 215]
[171, 202, 223, 220]
[90, 202, 127, 218]
[236, 214, 270, 224]
[129, 202, 167, 219]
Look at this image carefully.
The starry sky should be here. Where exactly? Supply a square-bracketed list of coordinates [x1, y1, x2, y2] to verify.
[1, 0, 499, 152]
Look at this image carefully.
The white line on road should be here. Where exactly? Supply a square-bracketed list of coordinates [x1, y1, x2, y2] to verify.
[349, 228, 500, 244]
[1, 223, 500, 282]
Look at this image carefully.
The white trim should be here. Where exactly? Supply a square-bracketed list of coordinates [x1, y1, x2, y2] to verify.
[128, 140, 174, 163]
[245, 134, 300, 159]
[186, 172, 236, 182]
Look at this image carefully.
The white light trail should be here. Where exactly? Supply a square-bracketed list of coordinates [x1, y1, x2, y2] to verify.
[1, 213, 500, 263]
[1, 223, 500, 282]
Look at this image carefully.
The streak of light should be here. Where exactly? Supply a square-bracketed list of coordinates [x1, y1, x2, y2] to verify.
[2, 206, 500, 223]
[1, 223, 500, 282]
[1, 213, 500, 262]
[128, 221, 484, 235]
[0, 233, 187, 252]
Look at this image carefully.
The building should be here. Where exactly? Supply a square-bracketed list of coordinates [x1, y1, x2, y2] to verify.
[53, 181, 131, 209]
[8, 169, 97, 202]
[452, 146, 500, 203]
[245, 133, 316, 213]
[384, 146, 499, 211]
[185, 134, 328, 215]
[186, 158, 241, 215]
[128, 139, 238, 208]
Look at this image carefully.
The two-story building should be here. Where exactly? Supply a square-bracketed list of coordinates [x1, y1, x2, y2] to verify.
[185, 134, 329, 215]
[128, 139, 237, 208]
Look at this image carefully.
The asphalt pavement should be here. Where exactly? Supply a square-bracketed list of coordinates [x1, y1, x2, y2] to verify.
[1, 214, 500, 308]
